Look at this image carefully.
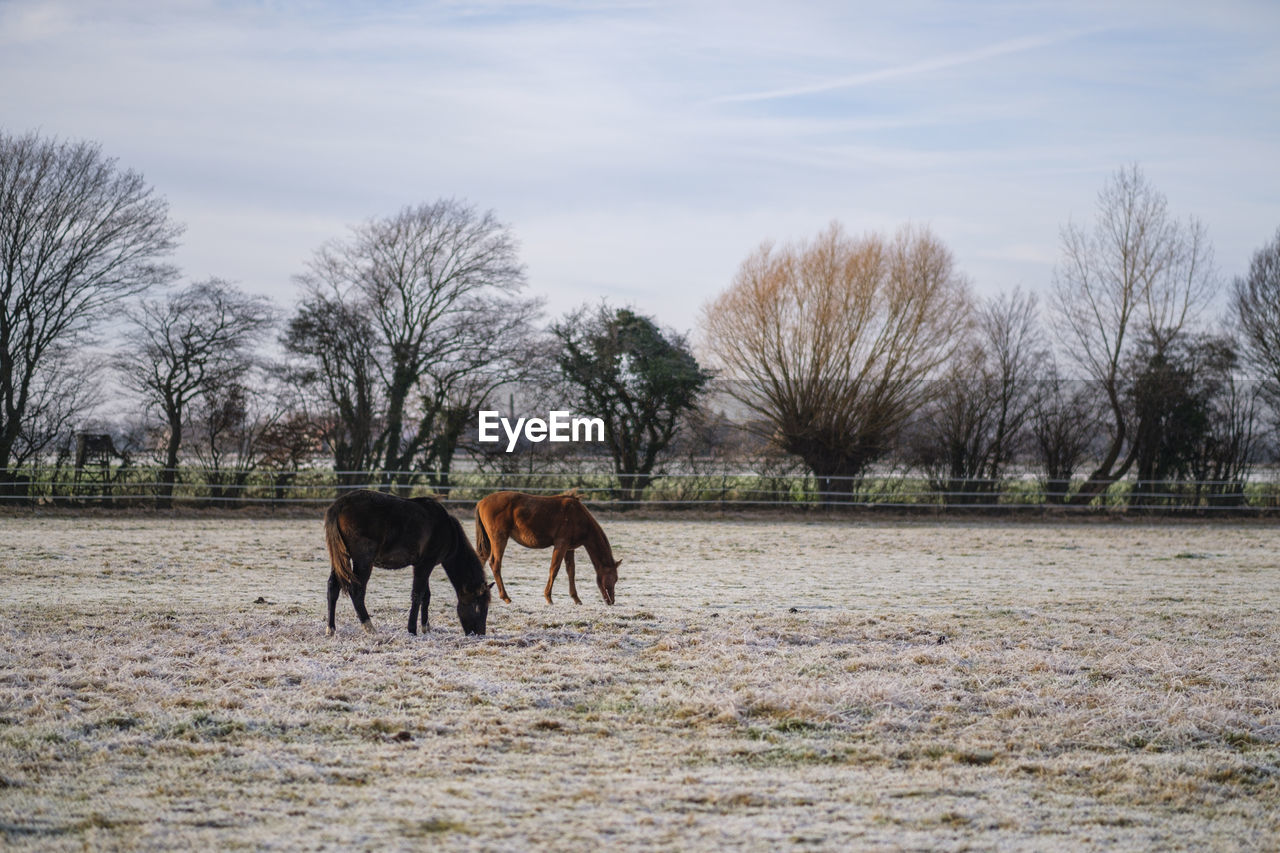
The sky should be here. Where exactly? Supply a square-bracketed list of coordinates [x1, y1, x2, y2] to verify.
[2, 0, 1278, 339]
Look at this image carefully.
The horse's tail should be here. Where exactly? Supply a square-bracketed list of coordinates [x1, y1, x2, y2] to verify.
[324, 509, 354, 591]
[474, 513, 491, 563]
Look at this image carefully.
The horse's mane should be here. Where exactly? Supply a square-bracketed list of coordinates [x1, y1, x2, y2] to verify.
[442, 513, 485, 578]
[556, 488, 582, 500]
[564, 492, 615, 565]
[404, 495, 475, 570]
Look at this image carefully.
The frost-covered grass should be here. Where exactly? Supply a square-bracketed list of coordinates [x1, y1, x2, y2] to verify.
[0, 514, 1277, 850]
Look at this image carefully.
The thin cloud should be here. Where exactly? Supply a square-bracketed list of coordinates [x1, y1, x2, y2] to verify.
[2, 1, 1272, 333]
[711, 29, 1098, 104]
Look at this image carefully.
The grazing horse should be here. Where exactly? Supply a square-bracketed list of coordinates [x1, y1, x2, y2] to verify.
[324, 489, 492, 636]
[474, 490, 619, 605]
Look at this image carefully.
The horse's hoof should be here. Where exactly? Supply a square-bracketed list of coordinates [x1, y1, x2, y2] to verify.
[325, 626, 334, 637]
[501, 596, 512, 604]
[361, 621, 375, 635]
[572, 598, 582, 605]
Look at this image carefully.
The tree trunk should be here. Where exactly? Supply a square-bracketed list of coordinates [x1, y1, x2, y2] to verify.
[1068, 389, 1130, 506]
[159, 416, 182, 508]
[807, 457, 864, 507]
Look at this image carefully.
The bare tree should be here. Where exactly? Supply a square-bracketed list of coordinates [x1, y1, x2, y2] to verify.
[0, 131, 181, 493]
[187, 366, 301, 503]
[285, 200, 539, 490]
[911, 289, 1046, 503]
[411, 298, 546, 491]
[1232, 227, 1280, 400]
[6, 345, 105, 501]
[1030, 366, 1103, 504]
[461, 372, 578, 480]
[980, 290, 1048, 469]
[9, 345, 103, 472]
[115, 279, 276, 505]
[1051, 164, 1215, 504]
[702, 222, 971, 503]
[282, 295, 383, 486]
[254, 382, 326, 503]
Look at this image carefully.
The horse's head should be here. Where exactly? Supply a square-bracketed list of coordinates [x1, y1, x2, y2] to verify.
[456, 582, 493, 635]
[596, 559, 620, 605]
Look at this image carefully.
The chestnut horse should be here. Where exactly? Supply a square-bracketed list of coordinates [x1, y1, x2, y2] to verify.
[474, 490, 619, 605]
[325, 489, 492, 636]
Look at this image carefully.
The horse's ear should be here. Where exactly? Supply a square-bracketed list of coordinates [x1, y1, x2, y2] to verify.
[613, 559, 622, 569]
[487, 582, 495, 590]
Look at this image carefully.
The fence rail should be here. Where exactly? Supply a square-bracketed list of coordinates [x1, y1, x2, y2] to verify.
[3, 466, 1280, 513]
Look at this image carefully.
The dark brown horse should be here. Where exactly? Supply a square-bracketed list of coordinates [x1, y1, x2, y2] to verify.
[325, 489, 492, 636]
[474, 490, 619, 605]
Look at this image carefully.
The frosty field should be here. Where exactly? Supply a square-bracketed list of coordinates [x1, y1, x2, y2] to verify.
[1, 513, 1277, 851]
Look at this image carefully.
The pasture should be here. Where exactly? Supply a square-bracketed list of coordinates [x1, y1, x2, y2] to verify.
[0, 513, 1277, 850]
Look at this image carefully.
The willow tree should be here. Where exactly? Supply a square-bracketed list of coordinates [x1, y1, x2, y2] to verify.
[702, 222, 971, 502]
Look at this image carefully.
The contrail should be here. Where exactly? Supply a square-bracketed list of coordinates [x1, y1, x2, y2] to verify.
[711, 29, 1097, 104]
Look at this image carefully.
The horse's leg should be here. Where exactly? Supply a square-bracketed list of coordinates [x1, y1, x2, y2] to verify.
[421, 570, 432, 632]
[564, 549, 582, 605]
[490, 531, 513, 604]
[544, 545, 568, 604]
[326, 571, 342, 636]
[350, 560, 375, 634]
[418, 566, 433, 633]
[408, 564, 426, 635]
